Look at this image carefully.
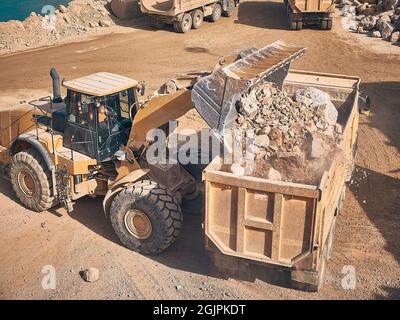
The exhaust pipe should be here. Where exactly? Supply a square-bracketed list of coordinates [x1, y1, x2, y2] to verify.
[50, 68, 63, 103]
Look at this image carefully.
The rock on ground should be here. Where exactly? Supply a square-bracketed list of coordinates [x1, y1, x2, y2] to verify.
[341, 0, 400, 43]
[81, 268, 100, 282]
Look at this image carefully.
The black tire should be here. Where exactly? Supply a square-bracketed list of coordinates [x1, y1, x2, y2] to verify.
[149, 16, 165, 29]
[288, 13, 302, 30]
[210, 3, 222, 22]
[109, 180, 183, 255]
[222, 0, 235, 17]
[191, 9, 204, 29]
[173, 13, 192, 33]
[10, 148, 55, 212]
[320, 19, 332, 30]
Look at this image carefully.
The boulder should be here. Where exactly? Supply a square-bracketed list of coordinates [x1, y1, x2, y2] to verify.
[390, 30, 400, 41]
[357, 3, 369, 13]
[379, 20, 395, 38]
[383, 0, 399, 10]
[58, 5, 67, 14]
[362, 6, 377, 15]
[110, 0, 144, 19]
[99, 19, 112, 27]
[360, 15, 378, 29]
[370, 29, 382, 36]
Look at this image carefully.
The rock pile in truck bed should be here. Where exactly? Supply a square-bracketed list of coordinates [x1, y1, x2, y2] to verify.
[231, 82, 343, 185]
[340, 0, 400, 42]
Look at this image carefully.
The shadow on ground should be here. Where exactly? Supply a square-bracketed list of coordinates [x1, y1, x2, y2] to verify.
[360, 81, 400, 152]
[349, 165, 400, 265]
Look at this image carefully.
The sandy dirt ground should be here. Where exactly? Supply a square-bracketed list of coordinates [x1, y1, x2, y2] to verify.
[0, 1, 399, 300]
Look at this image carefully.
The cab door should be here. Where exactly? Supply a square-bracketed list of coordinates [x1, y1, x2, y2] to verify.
[63, 90, 98, 160]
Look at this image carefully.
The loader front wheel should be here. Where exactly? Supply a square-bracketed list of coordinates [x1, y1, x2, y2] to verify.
[174, 13, 192, 33]
[109, 180, 183, 255]
[210, 3, 222, 22]
[10, 148, 55, 212]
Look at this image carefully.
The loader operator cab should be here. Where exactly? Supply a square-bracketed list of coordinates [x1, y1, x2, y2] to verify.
[61, 72, 143, 162]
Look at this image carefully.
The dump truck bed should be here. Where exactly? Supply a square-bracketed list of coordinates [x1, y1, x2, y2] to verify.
[289, 0, 335, 13]
[140, 0, 217, 16]
[203, 70, 360, 286]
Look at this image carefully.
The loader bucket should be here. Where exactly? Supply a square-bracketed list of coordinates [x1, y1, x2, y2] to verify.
[191, 40, 306, 135]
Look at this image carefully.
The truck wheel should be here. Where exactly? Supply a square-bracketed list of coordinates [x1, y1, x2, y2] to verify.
[289, 16, 302, 30]
[149, 17, 165, 29]
[320, 19, 332, 30]
[109, 180, 183, 255]
[222, 0, 235, 17]
[191, 9, 204, 29]
[173, 13, 192, 33]
[10, 148, 55, 212]
[210, 3, 222, 22]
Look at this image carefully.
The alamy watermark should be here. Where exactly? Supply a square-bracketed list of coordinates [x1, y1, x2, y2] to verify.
[41, 265, 56, 290]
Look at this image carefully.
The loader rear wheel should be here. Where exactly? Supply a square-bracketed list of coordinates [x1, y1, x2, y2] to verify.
[191, 9, 204, 29]
[109, 180, 183, 255]
[210, 3, 222, 22]
[222, 0, 235, 17]
[10, 148, 55, 212]
[174, 13, 192, 33]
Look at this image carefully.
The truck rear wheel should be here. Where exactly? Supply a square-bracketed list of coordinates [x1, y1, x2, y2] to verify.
[173, 13, 192, 33]
[191, 9, 204, 29]
[289, 19, 302, 30]
[320, 19, 332, 30]
[222, 0, 235, 17]
[109, 180, 183, 255]
[10, 148, 55, 212]
[210, 3, 222, 22]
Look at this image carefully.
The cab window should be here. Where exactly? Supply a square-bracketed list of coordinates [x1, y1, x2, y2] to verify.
[66, 91, 95, 127]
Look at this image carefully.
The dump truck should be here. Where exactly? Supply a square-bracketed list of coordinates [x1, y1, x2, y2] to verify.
[194, 61, 360, 291]
[284, 0, 335, 30]
[140, 0, 239, 32]
[0, 41, 360, 290]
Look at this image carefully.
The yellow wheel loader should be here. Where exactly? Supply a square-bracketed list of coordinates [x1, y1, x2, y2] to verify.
[0, 42, 359, 289]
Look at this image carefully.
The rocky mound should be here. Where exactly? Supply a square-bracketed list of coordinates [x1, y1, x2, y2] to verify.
[0, 0, 143, 55]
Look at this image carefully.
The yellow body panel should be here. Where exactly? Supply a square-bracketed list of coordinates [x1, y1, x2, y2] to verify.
[62, 72, 138, 96]
[129, 89, 194, 149]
